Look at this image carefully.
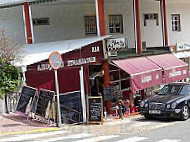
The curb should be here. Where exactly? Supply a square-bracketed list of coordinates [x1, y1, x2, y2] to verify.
[0, 127, 60, 136]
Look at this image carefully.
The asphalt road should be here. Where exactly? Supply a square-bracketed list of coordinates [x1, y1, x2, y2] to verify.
[0, 116, 189, 142]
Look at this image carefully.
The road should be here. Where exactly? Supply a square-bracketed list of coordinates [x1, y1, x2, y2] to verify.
[0, 115, 189, 142]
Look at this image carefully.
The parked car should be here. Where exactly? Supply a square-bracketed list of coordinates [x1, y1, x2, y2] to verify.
[140, 83, 190, 120]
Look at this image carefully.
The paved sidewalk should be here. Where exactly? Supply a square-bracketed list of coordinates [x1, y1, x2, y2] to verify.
[0, 112, 141, 136]
[0, 113, 58, 135]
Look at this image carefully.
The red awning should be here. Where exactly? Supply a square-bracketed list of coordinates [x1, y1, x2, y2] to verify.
[147, 54, 188, 83]
[112, 57, 163, 92]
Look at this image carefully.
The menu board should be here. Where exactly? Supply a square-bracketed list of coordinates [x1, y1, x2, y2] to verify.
[103, 86, 114, 101]
[88, 96, 103, 124]
[35, 89, 55, 118]
[60, 92, 82, 124]
[16, 86, 37, 114]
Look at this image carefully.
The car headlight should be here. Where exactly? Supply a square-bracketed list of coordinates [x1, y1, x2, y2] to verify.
[166, 104, 171, 109]
[140, 100, 145, 107]
[145, 103, 148, 108]
[171, 102, 177, 109]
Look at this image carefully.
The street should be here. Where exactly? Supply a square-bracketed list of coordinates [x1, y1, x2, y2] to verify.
[0, 115, 189, 142]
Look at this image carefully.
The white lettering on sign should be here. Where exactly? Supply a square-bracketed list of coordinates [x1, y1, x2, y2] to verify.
[37, 64, 52, 71]
[92, 46, 100, 53]
[37, 61, 64, 71]
[183, 70, 187, 75]
[169, 71, 182, 78]
[156, 74, 159, 79]
[67, 57, 96, 67]
[176, 42, 190, 51]
[107, 38, 127, 51]
[142, 75, 152, 83]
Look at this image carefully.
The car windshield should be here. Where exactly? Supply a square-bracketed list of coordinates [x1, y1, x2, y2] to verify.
[158, 85, 182, 95]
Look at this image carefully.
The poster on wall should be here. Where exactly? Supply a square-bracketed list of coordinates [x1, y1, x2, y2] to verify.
[16, 86, 37, 115]
[87, 96, 103, 125]
[103, 86, 114, 101]
[35, 89, 55, 119]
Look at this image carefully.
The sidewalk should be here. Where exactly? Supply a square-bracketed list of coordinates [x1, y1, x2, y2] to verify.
[0, 113, 59, 136]
[0, 112, 142, 136]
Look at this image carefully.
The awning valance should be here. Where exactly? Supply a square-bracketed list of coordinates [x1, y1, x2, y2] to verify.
[147, 54, 188, 83]
[112, 57, 163, 92]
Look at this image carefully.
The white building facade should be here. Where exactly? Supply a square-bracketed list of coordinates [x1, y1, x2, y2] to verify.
[0, 0, 190, 49]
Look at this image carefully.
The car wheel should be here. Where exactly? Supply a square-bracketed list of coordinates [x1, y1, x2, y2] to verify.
[181, 105, 190, 121]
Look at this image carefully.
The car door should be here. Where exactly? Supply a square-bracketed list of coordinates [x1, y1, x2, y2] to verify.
[179, 85, 190, 107]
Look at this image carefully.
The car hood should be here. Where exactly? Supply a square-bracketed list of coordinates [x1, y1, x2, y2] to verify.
[147, 94, 184, 104]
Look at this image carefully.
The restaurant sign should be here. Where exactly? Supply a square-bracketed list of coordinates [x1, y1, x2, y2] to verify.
[29, 41, 104, 72]
[107, 38, 127, 51]
[176, 42, 190, 51]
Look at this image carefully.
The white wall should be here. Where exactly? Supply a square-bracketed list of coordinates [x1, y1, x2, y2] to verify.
[140, 1, 163, 47]
[167, 3, 190, 45]
[31, 0, 135, 48]
[0, 6, 25, 45]
[0, 1, 190, 48]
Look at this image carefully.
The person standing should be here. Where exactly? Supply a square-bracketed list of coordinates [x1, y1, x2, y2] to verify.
[118, 99, 124, 119]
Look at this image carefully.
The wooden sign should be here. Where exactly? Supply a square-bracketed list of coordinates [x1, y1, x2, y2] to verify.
[35, 89, 55, 118]
[16, 86, 37, 114]
[87, 96, 103, 125]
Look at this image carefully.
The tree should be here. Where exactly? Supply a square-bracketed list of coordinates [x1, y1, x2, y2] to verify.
[0, 29, 21, 99]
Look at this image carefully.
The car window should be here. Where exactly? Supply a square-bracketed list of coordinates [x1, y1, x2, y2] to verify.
[158, 85, 182, 95]
[158, 85, 169, 94]
[180, 85, 190, 96]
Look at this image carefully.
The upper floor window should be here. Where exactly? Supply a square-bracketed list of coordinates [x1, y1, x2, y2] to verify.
[33, 18, 50, 26]
[144, 13, 159, 26]
[84, 16, 97, 35]
[109, 15, 123, 34]
[172, 14, 181, 32]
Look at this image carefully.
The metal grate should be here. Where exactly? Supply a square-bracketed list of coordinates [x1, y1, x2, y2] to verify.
[84, 16, 97, 35]
[109, 15, 123, 34]
[172, 14, 181, 31]
[149, 103, 165, 110]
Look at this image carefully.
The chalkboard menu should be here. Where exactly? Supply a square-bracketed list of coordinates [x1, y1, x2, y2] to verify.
[87, 96, 103, 124]
[35, 89, 55, 118]
[103, 86, 114, 101]
[16, 86, 37, 114]
[60, 91, 82, 124]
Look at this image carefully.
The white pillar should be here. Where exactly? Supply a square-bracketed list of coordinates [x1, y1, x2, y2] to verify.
[80, 66, 87, 123]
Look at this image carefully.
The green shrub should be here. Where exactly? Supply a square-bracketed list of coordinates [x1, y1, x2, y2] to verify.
[0, 57, 21, 99]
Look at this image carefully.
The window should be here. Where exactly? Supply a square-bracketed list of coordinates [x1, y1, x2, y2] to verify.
[172, 14, 181, 31]
[109, 15, 123, 34]
[84, 16, 97, 35]
[144, 13, 159, 26]
[180, 85, 190, 96]
[33, 18, 50, 26]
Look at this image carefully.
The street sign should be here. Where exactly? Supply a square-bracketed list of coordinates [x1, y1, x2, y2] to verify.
[49, 51, 62, 70]
[49, 51, 62, 127]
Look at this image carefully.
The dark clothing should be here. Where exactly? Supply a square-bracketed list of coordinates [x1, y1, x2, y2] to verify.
[118, 100, 126, 119]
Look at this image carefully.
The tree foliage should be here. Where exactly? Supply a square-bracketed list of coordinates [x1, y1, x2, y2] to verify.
[0, 29, 21, 99]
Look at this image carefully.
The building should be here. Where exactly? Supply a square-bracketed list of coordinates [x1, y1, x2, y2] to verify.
[0, 0, 190, 123]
